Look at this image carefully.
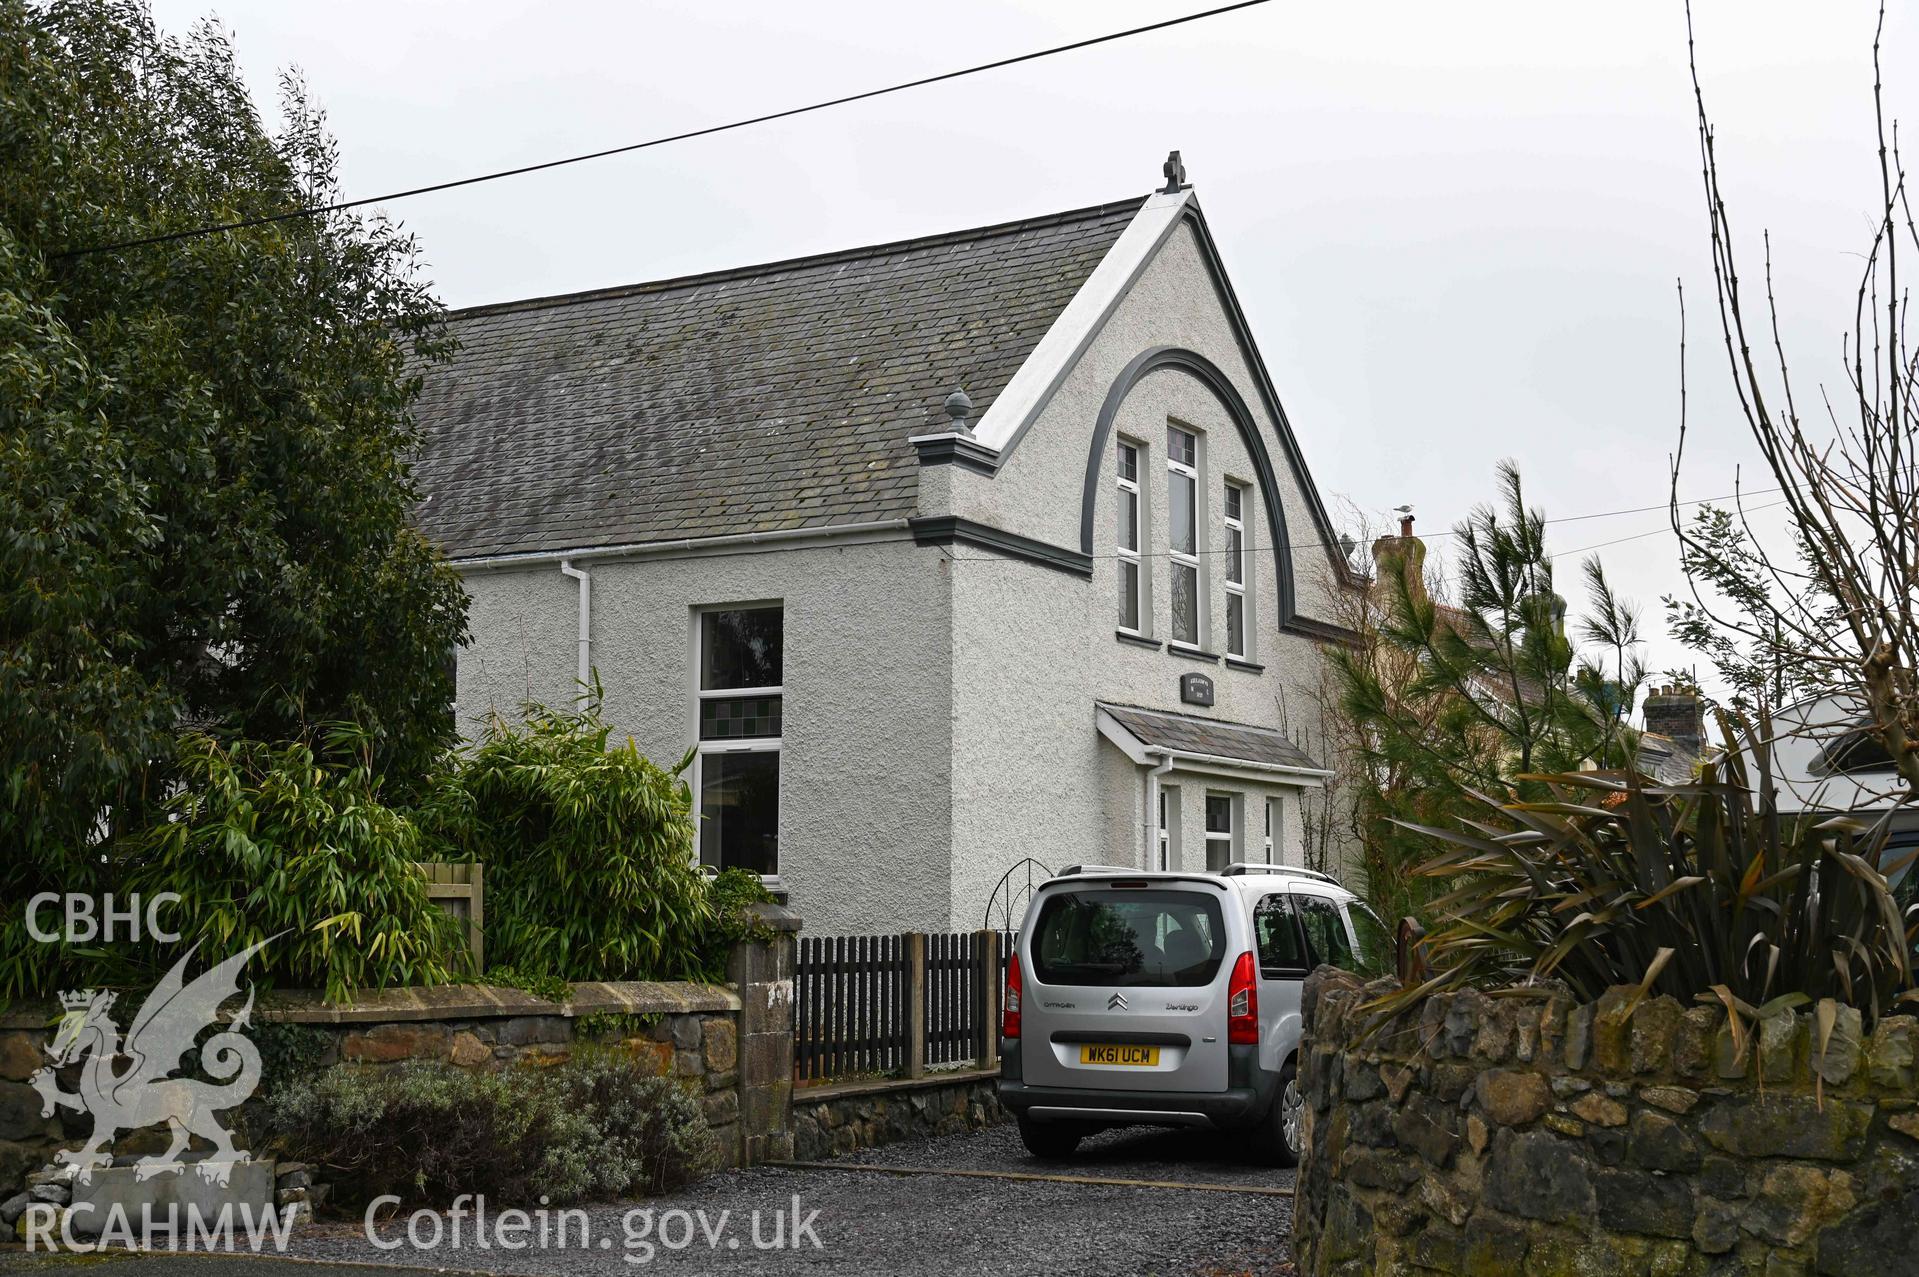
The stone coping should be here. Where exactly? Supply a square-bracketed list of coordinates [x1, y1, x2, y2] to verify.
[794, 1066, 1000, 1105]
[749, 902, 803, 934]
[1, 980, 740, 1028]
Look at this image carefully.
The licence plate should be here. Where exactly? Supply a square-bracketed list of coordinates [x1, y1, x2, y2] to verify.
[1078, 1043, 1159, 1067]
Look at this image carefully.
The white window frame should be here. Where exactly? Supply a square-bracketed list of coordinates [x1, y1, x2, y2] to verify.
[1223, 481, 1247, 659]
[1167, 426, 1201, 649]
[692, 603, 784, 881]
[1204, 792, 1234, 871]
[1263, 797, 1276, 865]
[1117, 441, 1144, 635]
[1158, 785, 1181, 872]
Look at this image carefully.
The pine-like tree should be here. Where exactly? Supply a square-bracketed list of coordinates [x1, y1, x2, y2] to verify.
[1332, 463, 1647, 924]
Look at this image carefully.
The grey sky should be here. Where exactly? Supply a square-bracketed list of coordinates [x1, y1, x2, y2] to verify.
[148, 0, 1916, 688]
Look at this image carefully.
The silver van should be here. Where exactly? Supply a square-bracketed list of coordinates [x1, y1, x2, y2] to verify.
[996, 863, 1388, 1164]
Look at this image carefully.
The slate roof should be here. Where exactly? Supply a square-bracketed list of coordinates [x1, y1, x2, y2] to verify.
[411, 198, 1145, 560]
[1099, 703, 1327, 773]
[1636, 731, 1706, 785]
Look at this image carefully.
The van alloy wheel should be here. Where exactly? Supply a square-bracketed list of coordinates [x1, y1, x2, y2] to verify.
[1279, 1073, 1304, 1161]
[1251, 1060, 1302, 1167]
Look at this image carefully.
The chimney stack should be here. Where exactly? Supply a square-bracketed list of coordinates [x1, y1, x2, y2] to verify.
[1642, 685, 1705, 757]
[1372, 508, 1427, 599]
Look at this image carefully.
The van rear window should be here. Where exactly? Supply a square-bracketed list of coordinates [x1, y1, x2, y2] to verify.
[1030, 889, 1226, 987]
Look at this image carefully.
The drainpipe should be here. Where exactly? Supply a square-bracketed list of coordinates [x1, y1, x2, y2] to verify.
[558, 559, 591, 699]
[1144, 753, 1175, 870]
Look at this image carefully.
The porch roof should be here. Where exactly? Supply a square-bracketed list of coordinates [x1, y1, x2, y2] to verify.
[1096, 703, 1328, 777]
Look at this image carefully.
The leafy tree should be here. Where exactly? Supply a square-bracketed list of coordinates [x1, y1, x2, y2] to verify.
[1663, 506, 1832, 719]
[1670, 1, 1919, 797]
[1332, 463, 1647, 924]
[1, 0, 467, 986]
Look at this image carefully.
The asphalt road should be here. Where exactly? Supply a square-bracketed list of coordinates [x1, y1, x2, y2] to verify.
[0, 1123, 1297, 1277]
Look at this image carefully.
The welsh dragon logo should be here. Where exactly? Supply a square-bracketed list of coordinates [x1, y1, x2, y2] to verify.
[28, 938, 275, 1186]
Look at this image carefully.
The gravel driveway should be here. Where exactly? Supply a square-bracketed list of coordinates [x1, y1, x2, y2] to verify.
[0, 1124, 1296, 1277]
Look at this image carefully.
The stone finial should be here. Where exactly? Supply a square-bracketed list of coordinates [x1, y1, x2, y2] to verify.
[943, 387, 975, 436]
[1162, 149, 1187, 194]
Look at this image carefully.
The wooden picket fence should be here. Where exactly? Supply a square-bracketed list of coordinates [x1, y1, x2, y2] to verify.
[794, 929, 1015, 1082]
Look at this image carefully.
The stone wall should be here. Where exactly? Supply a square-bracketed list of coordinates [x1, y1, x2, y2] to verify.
[1292, 968, 1919, 1277]
[792, 1071, 1002, 1160]
[0, 902, 804, 1202]
[0, 1028, 59, 1195]
[0, 981, 745, 1198]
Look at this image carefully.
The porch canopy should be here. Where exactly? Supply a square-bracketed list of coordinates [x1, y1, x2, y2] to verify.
[1095, 702, 1331, 783]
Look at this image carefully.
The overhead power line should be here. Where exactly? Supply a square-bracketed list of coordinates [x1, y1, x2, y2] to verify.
[949, 481, 1823, 567]
[1561, 499, 1791, 557]
[53, 0, 1272, 260]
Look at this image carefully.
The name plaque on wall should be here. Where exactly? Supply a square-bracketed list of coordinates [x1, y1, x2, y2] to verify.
[1180, 673, 1215, 706]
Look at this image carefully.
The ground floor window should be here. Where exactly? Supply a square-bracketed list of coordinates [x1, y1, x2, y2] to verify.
[697, 604, 782, 875]
[699, 748, 779, 875]
[1205, 794, 1233, 870]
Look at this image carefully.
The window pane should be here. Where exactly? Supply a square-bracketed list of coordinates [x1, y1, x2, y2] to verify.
[1225, 527, 1242, 585]
[1348, 904, 1393, 979]
[1118, 489, 1138, 552]
[1032, 889, 1226, 987]
[1298, 897, 1356, 970]
[1226, 593, 1244, 656]
[1118, 560, 1140, 631]
[1118, 443, 1138, 483]
[702, 608, 783, 689]
[1205, 795, 1232, 833]
[700, 750, 779, 874]
[699, 695, 783, 740]
[1890, 835, 1919, 914]
[1166, 427, 1195, 467]
[1254, 895, 1308, 972]
[1171, 563, 1198, 644]
[1224, 485, 1242, 521]
[1169, 472, 1196, 556]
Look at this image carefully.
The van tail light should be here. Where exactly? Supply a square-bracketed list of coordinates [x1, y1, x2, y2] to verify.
[1003, 953, 1023, 1040]
[1227, 951, 1259, 1045]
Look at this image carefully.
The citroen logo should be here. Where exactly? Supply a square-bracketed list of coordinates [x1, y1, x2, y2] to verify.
[1107, 992, 1129, 1010]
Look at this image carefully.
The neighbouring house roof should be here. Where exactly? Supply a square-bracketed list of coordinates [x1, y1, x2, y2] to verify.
[1098, 703, 1327, 774]
[1635, 731, 1701, 786]
[411, 198, 1144, 561]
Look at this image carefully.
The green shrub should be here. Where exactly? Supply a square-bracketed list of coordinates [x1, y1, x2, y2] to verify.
[1391, 737, 1918, 1027]
[6, 700, 775, 1007]
[482, 965, 572, 1003]
[425, 700, 724, 983]
[253, 1023, 336, 1097]
[128, 727, 471, 1002]
[578, 1011, 662, 1039]
[257, 1051, 718, 1205]
[706, 866, 778, 951]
